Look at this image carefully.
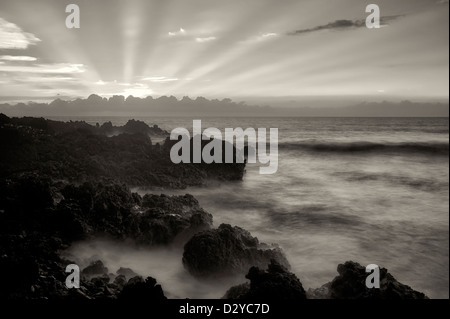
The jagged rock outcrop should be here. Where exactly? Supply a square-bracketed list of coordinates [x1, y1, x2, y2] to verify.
[223, 260, 307, 299]
[182, 224, 290, 278]
[307, 261, 428, 299]
[0, 175, 212, 299]
[1, 175, 213, 246]
[0, 115, 243, 300]
[0, 114, 246, 188]
[6, 116, 168, 138]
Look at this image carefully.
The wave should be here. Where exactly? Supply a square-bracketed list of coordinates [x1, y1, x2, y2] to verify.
[333, 171, 449, 192]
[264, 207, 364, 230]
[278, 141, 449, 156]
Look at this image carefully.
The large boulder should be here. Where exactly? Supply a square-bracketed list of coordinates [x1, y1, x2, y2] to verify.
[223, 260, 307, 299]
[131, 193, 213, 245]
[182, 224, 290, 278]
[307, 261, 428, 299]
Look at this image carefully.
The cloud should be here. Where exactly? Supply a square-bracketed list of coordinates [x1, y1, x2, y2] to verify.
[13, 76, 78, 83]
[288, 16, 403, 35]
[0, 63, 85, 74]
[142, 76, 179, 83]
[260, 33, 278, 38]
[195, 36, 217, 43]
[168, 28, 186, 37]
[243, 32, 279, 43]
[167, 27, 217, 43]
[121, 84, 153, 97]
[90, 80, 153, 97]
[0, 55, 37, 62]
[0, 18, 41, 49]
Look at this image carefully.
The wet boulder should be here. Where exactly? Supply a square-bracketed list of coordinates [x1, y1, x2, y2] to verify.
[223, 259, 307, 299]
[130, 194, 213, 245]
[183, 224, 290, 278]
[307, 261, 428, 299]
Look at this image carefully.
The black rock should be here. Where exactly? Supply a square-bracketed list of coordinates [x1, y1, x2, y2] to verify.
[1, 174, 213, 248]
[0, 253, 40, 299]
[90, 275, 110, 291]
[307, 261, 428, 299]
[116, 267, 139, 280]
[122, 119, 165, 136]
[119, 276, 167, 301]
[0, 117, 245, 188]
[100, 121, 113, 131]
[81, 260, 109, 278]
[0, 171, 208, 299]
[113, 275, 127, 288]
[223, 260, 307, 300]
[134, 193, 213, 245]
[222, 283, 250, 299]
[182, 224, 290, 278]
[0, 113, 10, 125]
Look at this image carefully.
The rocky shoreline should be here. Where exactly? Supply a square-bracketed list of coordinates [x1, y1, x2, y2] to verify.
[0, 115, 428, 300]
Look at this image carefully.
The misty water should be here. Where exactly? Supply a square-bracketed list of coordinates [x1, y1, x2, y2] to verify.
[61, 117, 449, 299]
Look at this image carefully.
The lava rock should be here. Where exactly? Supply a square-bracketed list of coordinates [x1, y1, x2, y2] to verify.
[81, 260, 109, 279]
[1, 115, 245, 188]
[121, 119, 167, 136]
[222, 283, 251, 299]
[223, 260, 307, 299]
[183, 224, 290, 278]
[113, 275, 127, 288]
[119, 276, 167, 301]
[116, 267, 139, 280]
[0, 113, 10, 125]
[132, 193, 213, 245]
[58, 182, 212, 245]
[307, 261, 428, 299]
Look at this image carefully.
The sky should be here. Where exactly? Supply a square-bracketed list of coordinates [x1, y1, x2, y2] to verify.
[0, 0, 448, 103]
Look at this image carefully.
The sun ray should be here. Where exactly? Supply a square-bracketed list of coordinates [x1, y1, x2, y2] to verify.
[122, 0, 142, 84]
[2, 0, 104, 98]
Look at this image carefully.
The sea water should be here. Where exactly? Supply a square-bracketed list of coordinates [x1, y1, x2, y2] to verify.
[61, 117, 449, 299]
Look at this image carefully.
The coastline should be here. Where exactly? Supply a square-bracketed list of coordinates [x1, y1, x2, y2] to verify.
[0, 114, 433, 300]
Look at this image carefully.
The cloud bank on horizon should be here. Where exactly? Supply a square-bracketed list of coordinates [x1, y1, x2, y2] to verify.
[0, 0, 448, 105]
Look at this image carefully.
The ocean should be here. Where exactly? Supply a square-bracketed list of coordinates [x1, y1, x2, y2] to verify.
[59, 117, 449, 299]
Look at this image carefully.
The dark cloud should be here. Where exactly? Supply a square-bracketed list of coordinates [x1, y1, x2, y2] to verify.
[288, 15, 403, 35]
